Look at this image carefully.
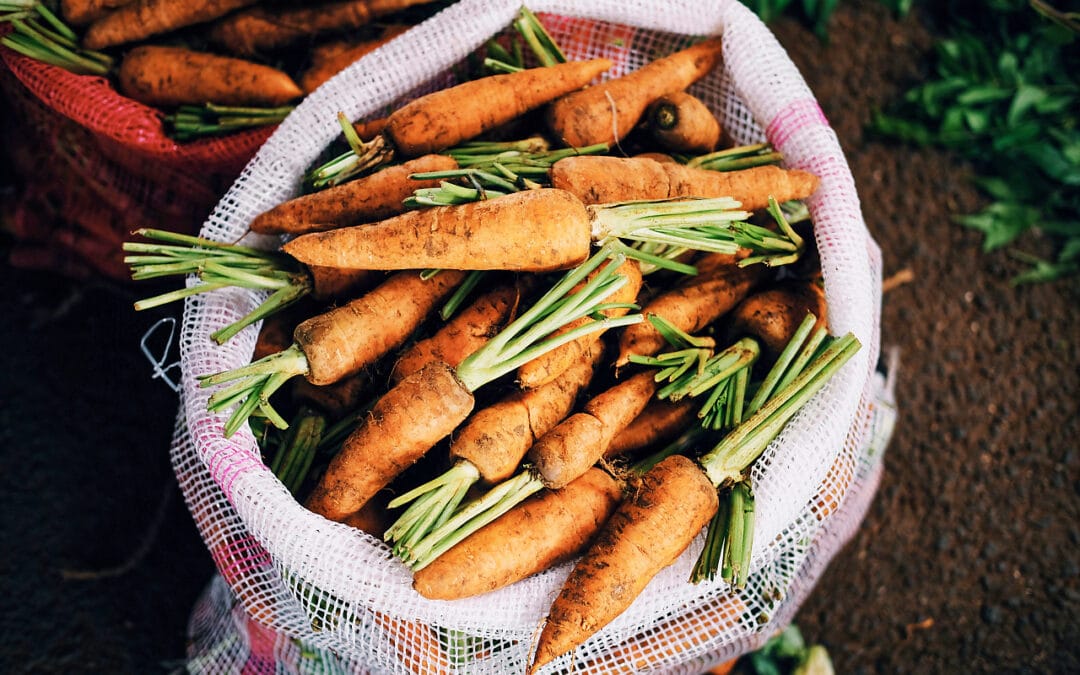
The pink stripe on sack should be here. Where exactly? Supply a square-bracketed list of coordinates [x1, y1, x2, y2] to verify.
[767, 98, 829, 149]
[211, 535, 272, 585]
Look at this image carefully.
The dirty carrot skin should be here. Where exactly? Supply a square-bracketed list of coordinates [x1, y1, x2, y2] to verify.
[300, 24, 410, 93]
[529, 369, 659, 490]
[386, 57, 612, 157]
[616, 252, 764, 366]
[729, 278, 828, 356]
[551, 156, 820, 211]
[82, 0, 256, 49]
[529, 454, 719, 673]
[604, 398, 698, 460]
[117, 46, 302, 108]
[250, 155, 459, 236]
[412, 467, 623, 600]
[546, 37, 723, 148]
[645, 91, 722, 155]
[389, 281, 522, 383]
[206, 0, 429, 57]
[61, 0, 132, 26]
[518, 257, 642, 389]
[282, 188, 592, 272]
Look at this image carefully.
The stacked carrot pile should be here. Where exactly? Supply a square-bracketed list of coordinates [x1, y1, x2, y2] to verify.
[125, 10, 859, 671]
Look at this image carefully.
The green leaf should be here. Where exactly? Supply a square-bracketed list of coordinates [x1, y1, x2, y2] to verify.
[1006, 84, 1048, 125]
[954, 202, 1041, 250]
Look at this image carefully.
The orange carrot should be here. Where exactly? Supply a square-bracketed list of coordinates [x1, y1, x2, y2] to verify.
[206, 0, 429, 57]
[250, 155, 458, 236]
[615, 252, 764, 366]
[304, 266, 380, 301]
[353, 116, 388, 141]
[61, 0, 133, 26]
[116, 46, 302, 108]
[604, 397, 698, 460]
[304, 360, 475, 521]
[517, 258, 642, 389]
[389, 281, 522, 384]
[412, 467, 623, 600]
[551, 155, 820, 211]
[300, 24, 411, 93]
[385, 58, 612, 157]
[644, 91, 722, 155]
[528, 369, 659, 490]
[546, 37, 723, 148]
[82, 0, 257, 49]
[281, 188, 593, 273]
[290, 371, 372, 420]
[729, 278, 828, 356]
[450, 341, 604, 484]
[529, 454, 719, 673]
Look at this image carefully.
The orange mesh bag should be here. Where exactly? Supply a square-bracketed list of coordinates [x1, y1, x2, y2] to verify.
[0, 37, 272, 280]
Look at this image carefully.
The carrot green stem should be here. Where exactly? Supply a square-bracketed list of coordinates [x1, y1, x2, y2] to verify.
[690, 487, 730, 583]
[199, 344, 310, 437]
[384, 460, 480, 557]
[269, 408, 327, 495]
[744, 313, 818, 415]
[513, 5, 566, 66]
[165, 103, 294, 141]
[1, 5, 113, 75]
[682, 143, 783, 172]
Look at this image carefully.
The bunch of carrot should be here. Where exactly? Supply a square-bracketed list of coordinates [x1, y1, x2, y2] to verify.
[119, 12, 866, 673]
[2, 0, 450, 139]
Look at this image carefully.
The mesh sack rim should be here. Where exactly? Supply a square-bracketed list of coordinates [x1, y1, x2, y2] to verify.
[174, 0, 882, 667]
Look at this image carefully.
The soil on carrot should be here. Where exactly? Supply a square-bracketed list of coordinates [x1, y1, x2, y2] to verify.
[0, 0, 1077, 672]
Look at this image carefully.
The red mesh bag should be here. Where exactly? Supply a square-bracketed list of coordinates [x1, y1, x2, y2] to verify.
[0, 36, 274, 281]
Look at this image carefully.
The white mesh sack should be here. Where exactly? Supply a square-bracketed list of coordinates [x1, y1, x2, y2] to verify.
[171, 1, 892, 672]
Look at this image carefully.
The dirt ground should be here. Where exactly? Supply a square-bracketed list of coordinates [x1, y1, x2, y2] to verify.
[1, 1, 1077, 672]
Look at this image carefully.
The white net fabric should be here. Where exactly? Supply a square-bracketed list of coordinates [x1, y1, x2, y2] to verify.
[173, 1, 891, 672]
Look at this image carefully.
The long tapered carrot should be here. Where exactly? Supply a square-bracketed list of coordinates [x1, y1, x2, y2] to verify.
[389, 280, 521, 383]
[551, 156, 820, 210]
[604, 397, 697, 460]
[205, 0, 430, 56]
[82, 0, 257, 49]
[385, 57, 612, 157]
[300, 24, 411, 93]
[517, 257, 642, 389]
[281, 188, 592, 272]
[529, 454, 719, 673]
[616, 252, 763, 366]
[250, 155, 459, 236]
[412, 467, 623, 600]
[546, 37, 723, 148]
[117, 45, 303, 108]
[529, 369, 658, 490]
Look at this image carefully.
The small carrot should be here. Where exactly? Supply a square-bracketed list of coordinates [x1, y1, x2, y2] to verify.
[117, 45, 303, 108]
[300, 24, 410, 93]
[517, 257, 642, 389]
[249, 155, 459, 236]
[389, 280, 522, 383]
[551, 155, 820, 211]
[616, 252, 764, 366]
[412, 467, 623, 600]
[206, 0, 429, 57]
[546, 37, 723, 148]
[644, 91, 722, 155]
[82, 0, 257, 50]
[729, 278, 828, 357]
[604, 397, 698, 460]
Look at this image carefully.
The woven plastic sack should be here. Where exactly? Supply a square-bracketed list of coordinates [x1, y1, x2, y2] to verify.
[0, 34, 272, 280]
[172, 0, 891, 671]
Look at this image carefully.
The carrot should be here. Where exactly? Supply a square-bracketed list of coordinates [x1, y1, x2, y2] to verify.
[290, 371, 372, 420]
[249, 155, 459, 236]
[305, 265, 380, 301]
[729, 278, 828, 357]
[604, 397, 698, 460]
[82, 0, 257, 49]
[384, 57, 612, 157]
[300, 24, 410, 93]
[116, 46, 303, 108]
[645, 91, 722, 155]
[341, 495, 390, 537]
[199, 269, 466, 436]
[616, 252, 764, 366]
[389, 280, 522, 383]
[517, 257, 642, 389]
[206, 0, 429, 57]
[546, 37, 723, 148]
[281, 188, 593, 273]
[61, 0, 133, 26]
[529, 369, 659, 490]
[293, 250, 641, 520]
[353, 116, 388, 141]
[412, 467, 623, 600]
[551, 155, 820, 211]
[529, 453, 720, 673]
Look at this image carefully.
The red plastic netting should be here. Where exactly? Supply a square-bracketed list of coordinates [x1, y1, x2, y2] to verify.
[0, 38, 273, 280]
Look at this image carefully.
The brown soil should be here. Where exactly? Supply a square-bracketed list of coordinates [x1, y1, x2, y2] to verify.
[1, 1, 1077, 672]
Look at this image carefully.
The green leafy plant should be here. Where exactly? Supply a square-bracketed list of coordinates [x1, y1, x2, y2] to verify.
[738, 0, 910, 40]
[871, 0, 1079, 283]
